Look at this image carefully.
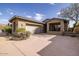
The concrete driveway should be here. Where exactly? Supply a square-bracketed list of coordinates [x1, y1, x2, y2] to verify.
[0, 34, 79, 56]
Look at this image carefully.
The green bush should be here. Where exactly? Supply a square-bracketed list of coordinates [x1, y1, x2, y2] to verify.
[10, 28, 31, 40]
[68, 28, 73, 32]
[74, 27, 79, 33]
[26, 31, 31, 38]
[73, 22, 79, 33]
[4, 26, 12, 34]
[10, 30, 31, 40]
[16, 28, 26, 33]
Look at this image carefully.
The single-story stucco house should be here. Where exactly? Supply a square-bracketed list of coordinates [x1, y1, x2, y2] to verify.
[9, 16, 69, 34]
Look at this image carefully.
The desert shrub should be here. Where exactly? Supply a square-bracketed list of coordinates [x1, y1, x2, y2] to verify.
[74, 27, 79, 33]
[21, 31, 31, 39]
[25, 31, 31, 38]
[73, 22, 79, 33]
[16, 28, 26, 33]
[68, 28, 73, 32]
[4, 26, 12, 34]
[16, 28, 31, 37]
[10, 31, 31, 40]
[9, 27, 31, 40]
[11, 28, 31, 40]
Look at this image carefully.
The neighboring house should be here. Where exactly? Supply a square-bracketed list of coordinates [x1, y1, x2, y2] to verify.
[9, 16, 69, 34]
[73, 21, 79, 33]
[0, 24, 5, 30]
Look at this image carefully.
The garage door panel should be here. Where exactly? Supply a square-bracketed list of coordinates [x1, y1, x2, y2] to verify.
[26, 26, 39, 34]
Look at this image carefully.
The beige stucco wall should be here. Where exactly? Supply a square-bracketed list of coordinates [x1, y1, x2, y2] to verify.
[11, 18, 43, 34]
[18, 20, 43, 28]
[11, 18, 67, 34]
[46, 20, 65, 34]
[17, 20, 26, 29]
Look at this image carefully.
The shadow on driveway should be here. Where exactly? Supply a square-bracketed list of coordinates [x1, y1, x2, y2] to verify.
[37, 35, 79, 56]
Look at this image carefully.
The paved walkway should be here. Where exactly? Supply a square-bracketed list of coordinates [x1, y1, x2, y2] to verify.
[0, 34, 79, 56]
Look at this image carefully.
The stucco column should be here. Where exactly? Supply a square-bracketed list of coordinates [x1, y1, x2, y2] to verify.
[12, 23, 14, 34]
[47, 23, 49, 33]
[67, 22, 69, 31]
[12, 20, 18, 34]
[60, 21, 64, 32]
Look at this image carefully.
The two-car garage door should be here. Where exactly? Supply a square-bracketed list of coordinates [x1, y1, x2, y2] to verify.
[26, 25, 40, 34]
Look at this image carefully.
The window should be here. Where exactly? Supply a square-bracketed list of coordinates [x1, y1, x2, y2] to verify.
[49, 23, 61, 31]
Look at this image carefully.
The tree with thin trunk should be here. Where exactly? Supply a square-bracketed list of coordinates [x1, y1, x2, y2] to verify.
[58, 3, 79, 32]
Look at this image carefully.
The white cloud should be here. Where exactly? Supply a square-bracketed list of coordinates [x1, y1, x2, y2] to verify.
[49, 3, 55, 5]
[69, 20, 75, 28]
[34, 13, 45, 21]
[24, 12, 45, 21]
[6, 8, 15, 15]
[0, 12, 3, 15]
[26, 15, 32, 18]
[0, 19, 8, 24]
[56, 12, 61, 15]
[10, 12, 14, 15]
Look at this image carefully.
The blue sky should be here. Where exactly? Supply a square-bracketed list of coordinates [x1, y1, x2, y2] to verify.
[0, 3, 74, 27]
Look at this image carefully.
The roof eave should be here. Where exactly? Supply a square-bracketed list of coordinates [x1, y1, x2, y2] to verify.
[9, 16, 44, 24]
